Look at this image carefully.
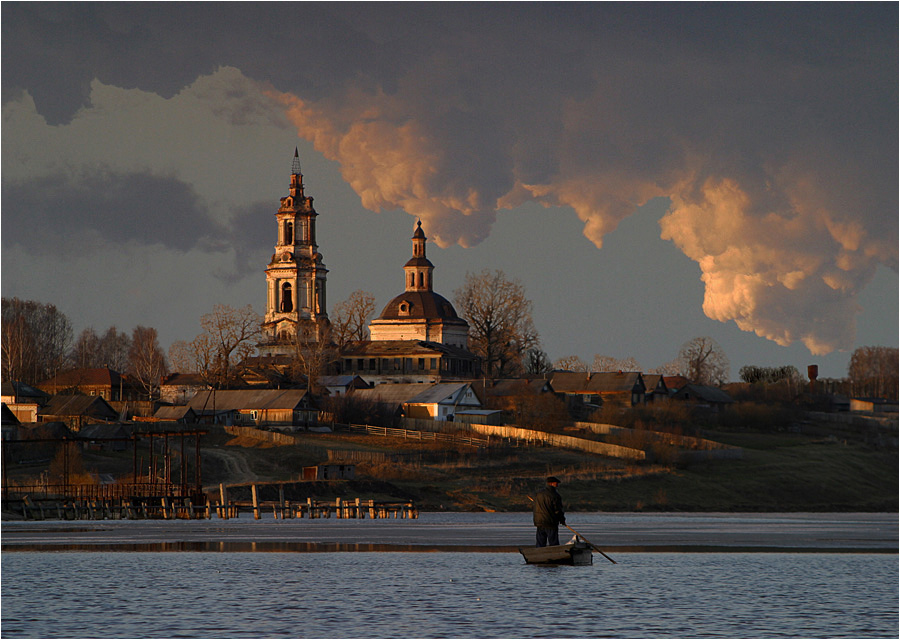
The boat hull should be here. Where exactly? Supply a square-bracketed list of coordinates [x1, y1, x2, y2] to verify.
[519, 541, 593, 566]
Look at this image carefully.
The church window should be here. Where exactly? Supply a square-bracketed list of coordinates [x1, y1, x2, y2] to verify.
[418, 272, 424, 288]
[281, 283, 294, 312]
[284, 221, 293, 245]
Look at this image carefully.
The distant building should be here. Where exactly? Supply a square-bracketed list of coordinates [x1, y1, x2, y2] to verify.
[37, 395, 120, 431]
[258, 149, 330, 357]
[186, 389, 311, 427]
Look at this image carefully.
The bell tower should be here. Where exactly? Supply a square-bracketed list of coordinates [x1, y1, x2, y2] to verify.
[260, 149, 329, 354]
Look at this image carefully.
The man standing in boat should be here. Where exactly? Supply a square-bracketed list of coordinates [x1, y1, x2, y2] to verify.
[533, 476, 566, 547]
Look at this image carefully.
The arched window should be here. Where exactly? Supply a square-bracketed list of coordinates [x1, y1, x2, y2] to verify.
[284, 221, 293, 245]
[418, 272, 424, 288]
[281, 283, 294, 312]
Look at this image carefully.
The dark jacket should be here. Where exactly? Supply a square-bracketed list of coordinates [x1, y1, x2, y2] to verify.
[532, 485, 565, 528]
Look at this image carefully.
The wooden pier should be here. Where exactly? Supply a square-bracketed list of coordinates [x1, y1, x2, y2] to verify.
[5, 484, 417, 521]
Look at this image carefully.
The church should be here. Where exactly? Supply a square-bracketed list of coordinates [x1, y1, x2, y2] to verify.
[257, 151, 480, 384]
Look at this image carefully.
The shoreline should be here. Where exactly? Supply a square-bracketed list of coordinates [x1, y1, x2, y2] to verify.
[2, 512, 896, 553]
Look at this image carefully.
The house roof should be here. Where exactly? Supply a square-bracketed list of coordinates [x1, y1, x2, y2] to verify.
[641, 374, 668, 393]
[38, 368, 126, 388]
[38, 395, 119, 418]
[354, 382, 472, 406]
[153, 406, 197, 420]
[550, 371, 644, 394]
[680, 384, 733, 404]
[319, 375, 369, 388]
[78, 423, 132, 439]
[160, 373, 207, 387]
[1, 380, 50, 402]
[663, 376, 691, 393]
[187, 389, 307, 413]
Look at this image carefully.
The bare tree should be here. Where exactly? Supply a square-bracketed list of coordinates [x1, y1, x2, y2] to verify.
[70, 326, 132, 370]
[331, 290, 376, 348]
[289, 320, 338, 396]
[2, 297, 72, 385]
[167, 340, 197, 373]
[593, 355, 643, 372]
[454, 269, 540, 378]
[848, 346, 898, 399]
[525, 347, 553, 375]
[177, 305, 262, 388]
[676, 336, 730, 385]
[553, 355, 589, 372]
[128, 326, 169, 400]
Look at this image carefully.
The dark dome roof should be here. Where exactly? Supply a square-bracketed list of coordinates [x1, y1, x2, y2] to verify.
[376, 291, 462, 321]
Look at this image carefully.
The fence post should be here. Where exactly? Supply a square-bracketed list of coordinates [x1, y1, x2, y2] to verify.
[219, 483, 228, 520]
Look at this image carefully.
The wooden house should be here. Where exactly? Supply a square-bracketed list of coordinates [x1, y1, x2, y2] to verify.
[318, 375, 371, 397]
[78, 423, 132, 451]
[37, 368, 142, 402]
[671, 384, 734, 412]
[353, 382, 481, 421]
[186, 389, 310, 427]
[37, 395, 120, 431]
[549, 371, 646, 413]
[641, 375, 669, 403]
[159, 373, 208, 405]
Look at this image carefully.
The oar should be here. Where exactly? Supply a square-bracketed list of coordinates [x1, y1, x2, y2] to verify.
[528, 496, 617, 564]
[564, 523, 617, 564]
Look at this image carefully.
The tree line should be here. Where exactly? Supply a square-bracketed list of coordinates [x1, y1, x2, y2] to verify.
[3, 274, 898, 402]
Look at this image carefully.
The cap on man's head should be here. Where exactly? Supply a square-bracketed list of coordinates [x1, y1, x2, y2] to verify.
[546, 476, 561, 484]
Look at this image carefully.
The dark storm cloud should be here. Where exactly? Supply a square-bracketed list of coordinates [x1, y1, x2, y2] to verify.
[1, 172, 218, 254]
[3, 2, 896, 354]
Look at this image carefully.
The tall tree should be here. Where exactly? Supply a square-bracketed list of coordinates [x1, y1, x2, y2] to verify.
[330, 290, 376, 348]
[676, 336, 730, 385]
[454, 269, 539, 378]
[289, 320, 338, 396]
[1, 297, 72, 385]
[848, 346, 899, 399]
[192, 304, 263, 388]
[553, 355, 589, 372]
[70, 326, 131, 370]
[128, 326, 169, 399]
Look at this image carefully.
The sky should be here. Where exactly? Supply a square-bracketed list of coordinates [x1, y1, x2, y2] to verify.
[2, 3, 897, 381]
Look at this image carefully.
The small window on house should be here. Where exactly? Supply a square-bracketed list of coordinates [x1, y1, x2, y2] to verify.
[357, 358, 364, 370]
[369, 359, 376, 370]
[250, 410, 258, 420]
[430, 358, 438, 369]
[418, 358, 425, 370]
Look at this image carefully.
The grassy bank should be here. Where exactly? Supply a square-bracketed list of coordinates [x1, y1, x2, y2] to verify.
[195, 425, 897, 513]
[6, 418, 895, 514]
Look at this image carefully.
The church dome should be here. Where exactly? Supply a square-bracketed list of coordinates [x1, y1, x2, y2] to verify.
[376, 291, 461, 321]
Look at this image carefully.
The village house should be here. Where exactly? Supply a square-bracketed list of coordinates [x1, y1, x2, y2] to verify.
[152, 405, 199, 423]
[352, 382, 481, 421]
[186, 389, 312, 428]
[549, 371, 647, 414]
[37, 395, 120, 431]
[1, 380, 49, 424]
[318, 375, 370, 397]
[36, 367, 143, 402]
[159, 373, 208, 405]
[641, 374, 670, 403]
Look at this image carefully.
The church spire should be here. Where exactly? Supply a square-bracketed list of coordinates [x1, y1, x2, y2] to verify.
[404, 220, 434, 292]
[291, 147, 301, 175]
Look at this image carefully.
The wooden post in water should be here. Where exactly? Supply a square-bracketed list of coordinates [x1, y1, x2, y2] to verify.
[336, 497, 342, 518]
[251, 484, 261, 520]
[219, 484, 228, 520]
[307, 497, 314, 519]
[278, 486, 285, 519]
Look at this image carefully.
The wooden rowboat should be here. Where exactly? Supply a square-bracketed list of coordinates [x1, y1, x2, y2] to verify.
[518, 541, 593, 566]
